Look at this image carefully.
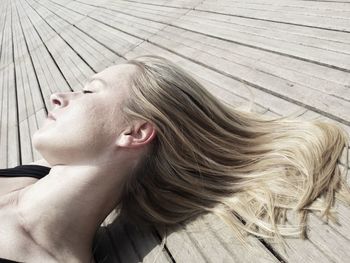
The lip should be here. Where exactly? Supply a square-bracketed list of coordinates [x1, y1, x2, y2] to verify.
[47, 112, 56, 120]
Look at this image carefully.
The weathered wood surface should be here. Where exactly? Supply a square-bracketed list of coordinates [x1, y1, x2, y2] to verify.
[0, 0, 349, 262]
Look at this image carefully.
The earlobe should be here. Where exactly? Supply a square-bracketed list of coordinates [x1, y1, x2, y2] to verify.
[115, 135, 132, 148]
[115, 127, 133, 147]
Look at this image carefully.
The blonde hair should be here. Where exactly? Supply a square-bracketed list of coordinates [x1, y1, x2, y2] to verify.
[117, 55, 350, 244]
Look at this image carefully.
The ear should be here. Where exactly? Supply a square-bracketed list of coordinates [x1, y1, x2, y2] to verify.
[116, 121, 156, 148]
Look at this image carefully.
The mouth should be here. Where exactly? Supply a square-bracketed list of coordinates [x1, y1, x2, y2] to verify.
[47, 112, 56, 121]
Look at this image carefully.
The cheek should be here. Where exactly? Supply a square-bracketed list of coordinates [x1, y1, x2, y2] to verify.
[33, 101, 121, 154]
[97, 102, 125, 131]
[34, 107, 101, 145]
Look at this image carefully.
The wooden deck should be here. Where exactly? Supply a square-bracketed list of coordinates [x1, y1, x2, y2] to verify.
[1, 0, 350, 262]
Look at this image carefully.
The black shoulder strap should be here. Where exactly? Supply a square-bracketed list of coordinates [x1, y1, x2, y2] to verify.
[0, 165, 51, 179]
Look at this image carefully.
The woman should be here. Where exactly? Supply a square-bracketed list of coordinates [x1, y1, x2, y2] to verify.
[0, 55, 349, 262]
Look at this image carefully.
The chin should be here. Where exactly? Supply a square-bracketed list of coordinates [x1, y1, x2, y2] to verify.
[32, 133, 42, 152]
[32, 129, 49, 152]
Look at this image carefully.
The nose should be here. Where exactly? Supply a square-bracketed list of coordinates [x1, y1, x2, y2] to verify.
[50, 90, 82, 109]
[50, 92, 68, 108]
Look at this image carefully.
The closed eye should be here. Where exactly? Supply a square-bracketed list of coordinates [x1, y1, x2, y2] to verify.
[82, 90, 93, 94]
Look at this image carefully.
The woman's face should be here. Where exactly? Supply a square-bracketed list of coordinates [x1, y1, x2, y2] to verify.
[33, 63, 137, 165]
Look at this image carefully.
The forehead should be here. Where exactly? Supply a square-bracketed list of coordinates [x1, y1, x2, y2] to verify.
[92, 63, 137, 90]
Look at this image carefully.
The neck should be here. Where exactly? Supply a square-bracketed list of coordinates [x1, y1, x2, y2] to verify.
[15, 162, 130, 261]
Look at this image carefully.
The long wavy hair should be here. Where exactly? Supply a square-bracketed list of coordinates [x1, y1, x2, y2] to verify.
[114, 55, 349, 244]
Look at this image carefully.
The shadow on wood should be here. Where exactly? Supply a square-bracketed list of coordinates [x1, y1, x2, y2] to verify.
[93, 215, 173, 263]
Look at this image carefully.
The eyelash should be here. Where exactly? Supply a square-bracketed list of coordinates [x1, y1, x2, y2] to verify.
[82, 90, 93, 94]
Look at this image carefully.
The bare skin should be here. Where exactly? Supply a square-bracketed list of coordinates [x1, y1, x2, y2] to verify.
[0, 64, 156, 262]
[0, 159, 51, 196]
[28, 158, 52, 167]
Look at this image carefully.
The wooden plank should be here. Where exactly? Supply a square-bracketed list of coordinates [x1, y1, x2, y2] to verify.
[45, 35, 93, 90]
[0, 0, 9, 53]
[206, 0, 350, 13]
[275, 202, 350, 262]
[0, 0, 9, 166]
[28, 0, 72, 34]
[197, 1, 350, 32]
[19, 117, 33, 164]
[60, 25, 118, 72]
[7, 2, 21, 168]
[26, 0, 119, 72]
[20, 0, 95, 90]
[184, 214, 278, 262]
[30, 108, 47, 162]
[13, 1, 45, 53]
[51, 0, 75, 5]
[5, 64, 20, 168]
[170, 13, 350, 71]
[307, 213, 350, 261]
[57, 0, 349, 107]
[14, 0, 56, 107]
[46, 0, 350, 85]
[12, 12, 27, 61]
[156, 223, 212, 262]
[0, 3, 12, 70]
[22, 6, 56, 43]
[156, 214, 280, 263]
[107, 218, 140, 263]
[156, 26, 350, 100]
[74, 16, 144, 57]
[13, 41, 44, 170]
[12, 57, 33, 163]
[204, 0, 350, 17]
[105, 0, 350, 11]
[87, 7, 167, 37]
[11, 1, 47, 164]
[0, 66, 9, 167]
[37, 0, 87, 25]
[60, 0, 187, 23]
[263, 219, 335, 263]
[101, 209, 172, 263]
[12, 2, 30, 123]
[186, 10, 350, 46]
[0, 0, 8, 13]
[146, 28, 350, 125]
[78, 0, 204, 9]
[22, 54, 45, 117]
[93, 226, 121, 263]
[0, 1, 19, 168]
[180, 11, 350, 54]
[65, 1, 99, 15]
[14, 0, 71, 110]
[123, 222, 172, 263]
[29, 45, 69, 108]
[328, 201, 350, 240]
[34, 0, 144, 57]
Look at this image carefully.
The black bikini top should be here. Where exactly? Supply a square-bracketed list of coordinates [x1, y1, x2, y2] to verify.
[0, 257, 22, 263]
[0, 165, 51, 179]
